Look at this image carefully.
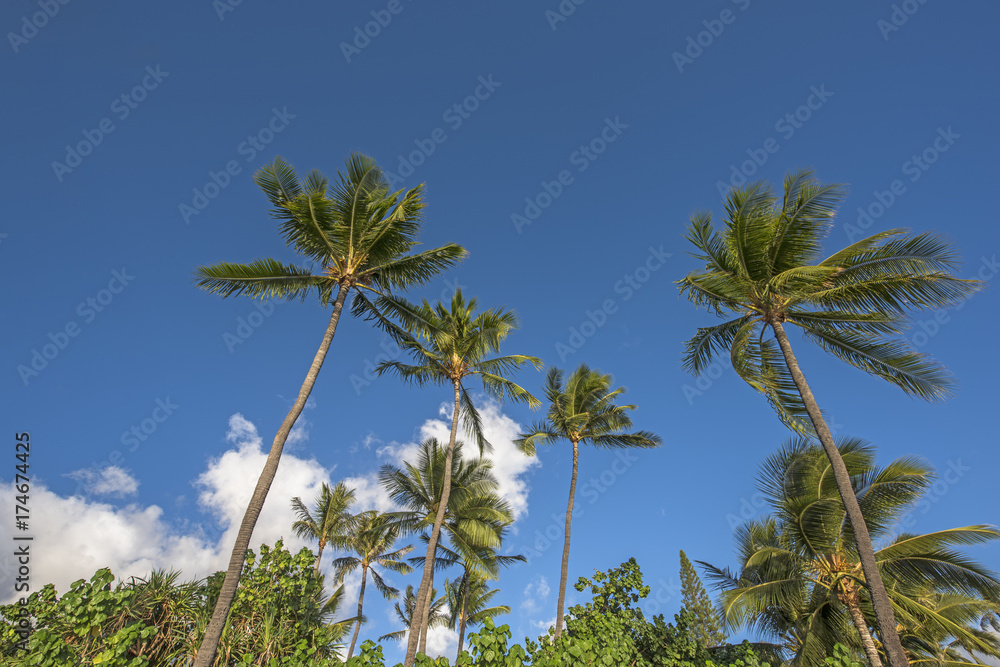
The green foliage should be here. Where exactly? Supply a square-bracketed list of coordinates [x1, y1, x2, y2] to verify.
[679, 551, 727, 648]
[0, 541, 346, 666]
[823, 644, 864, 667]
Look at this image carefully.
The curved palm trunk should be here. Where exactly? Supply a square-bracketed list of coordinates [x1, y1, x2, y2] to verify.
[770, 321, 908, 667]
[347, 566, 369, 659]
[554, 439, 580, 639]
[456, 569, 471, 663]
[841, 585, 884, 667]
[313, 538, 327, 577]
[193, 282, 351, 667]
[404, 380, 462, 667]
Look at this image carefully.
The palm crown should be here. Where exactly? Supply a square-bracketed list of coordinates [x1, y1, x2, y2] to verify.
[194, 153, 466, 315]
[704, 438, 1000, 667]
[678, 169, 979, 430]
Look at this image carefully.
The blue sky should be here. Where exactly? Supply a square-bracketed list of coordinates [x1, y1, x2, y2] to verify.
[3, 0, 999, 660]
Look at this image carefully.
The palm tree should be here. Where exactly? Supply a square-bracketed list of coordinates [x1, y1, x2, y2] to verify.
[379, 437, 517, 655]
[375, 290, 541, 667]
[378, 585, 450, 643]
[190, 154, 465, 666]
[703, 437, 1000, 667]
[331, 510, 414, 660]
[291, 481, 357, 577]
[515, 364, 662, 639]
[677, 170, 981, 667]
[447, 549, 522, 663]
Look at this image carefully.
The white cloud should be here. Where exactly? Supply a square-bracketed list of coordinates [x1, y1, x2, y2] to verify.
[66, 466, 139, 497]
[521, 575, 551, 612]
[0, 412, 335, 603]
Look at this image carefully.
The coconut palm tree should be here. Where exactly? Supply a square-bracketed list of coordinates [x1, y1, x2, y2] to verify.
[331, 510, 414, 660]
[447, 549, 522, 663]
[375, 290, 541, 666]
[379, 437, 517, 655]
[677, 170, 981, 667]
[190, 154, 465, 666]
[291, 481, 357, 577]
[703, 437, 1000, 667]
[515, 363, 662, 639]
[377, 585, 450, 644]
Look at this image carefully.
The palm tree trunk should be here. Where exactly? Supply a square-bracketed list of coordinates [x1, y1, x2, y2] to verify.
[843, 588, 884, 667]
[193, 282, 352, 667]
[313, 538, 327, 578]
[347, 567, 368, 659]
[554, 439, 580, 639]
[456, 569, 470, 663]
[404, 379, 462, 667]
[770, 320, 908, 667]
[419, 569, 434, 655]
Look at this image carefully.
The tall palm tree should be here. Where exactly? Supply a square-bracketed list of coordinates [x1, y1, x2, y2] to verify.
[379, 437, 517, 655]
[515, 364, 662, 639]
[331, 510, 414, 660]
[376, 290, 541, 667]
[677, 170, 981, 667]
[703, 437, 1000, 667]
[378, 585, 450, 643]
[291, 481, 357, 577]
[190, 154, 465, 667]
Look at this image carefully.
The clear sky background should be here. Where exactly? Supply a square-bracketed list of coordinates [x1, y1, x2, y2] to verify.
[3, 0, 999, 661]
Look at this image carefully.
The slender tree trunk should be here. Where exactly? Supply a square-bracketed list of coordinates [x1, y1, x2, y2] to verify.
[193, 283, 351, 667]
[313, 538, 327, 577]
[770, 320, 908, 667]
[842, 585, 884, 667]
[347, 567, 368, 659]
[404, 380, 462, 667]
[456, 568, 470, 663]
[419, 569, 434, 655]
[554, 439, 580, 639]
